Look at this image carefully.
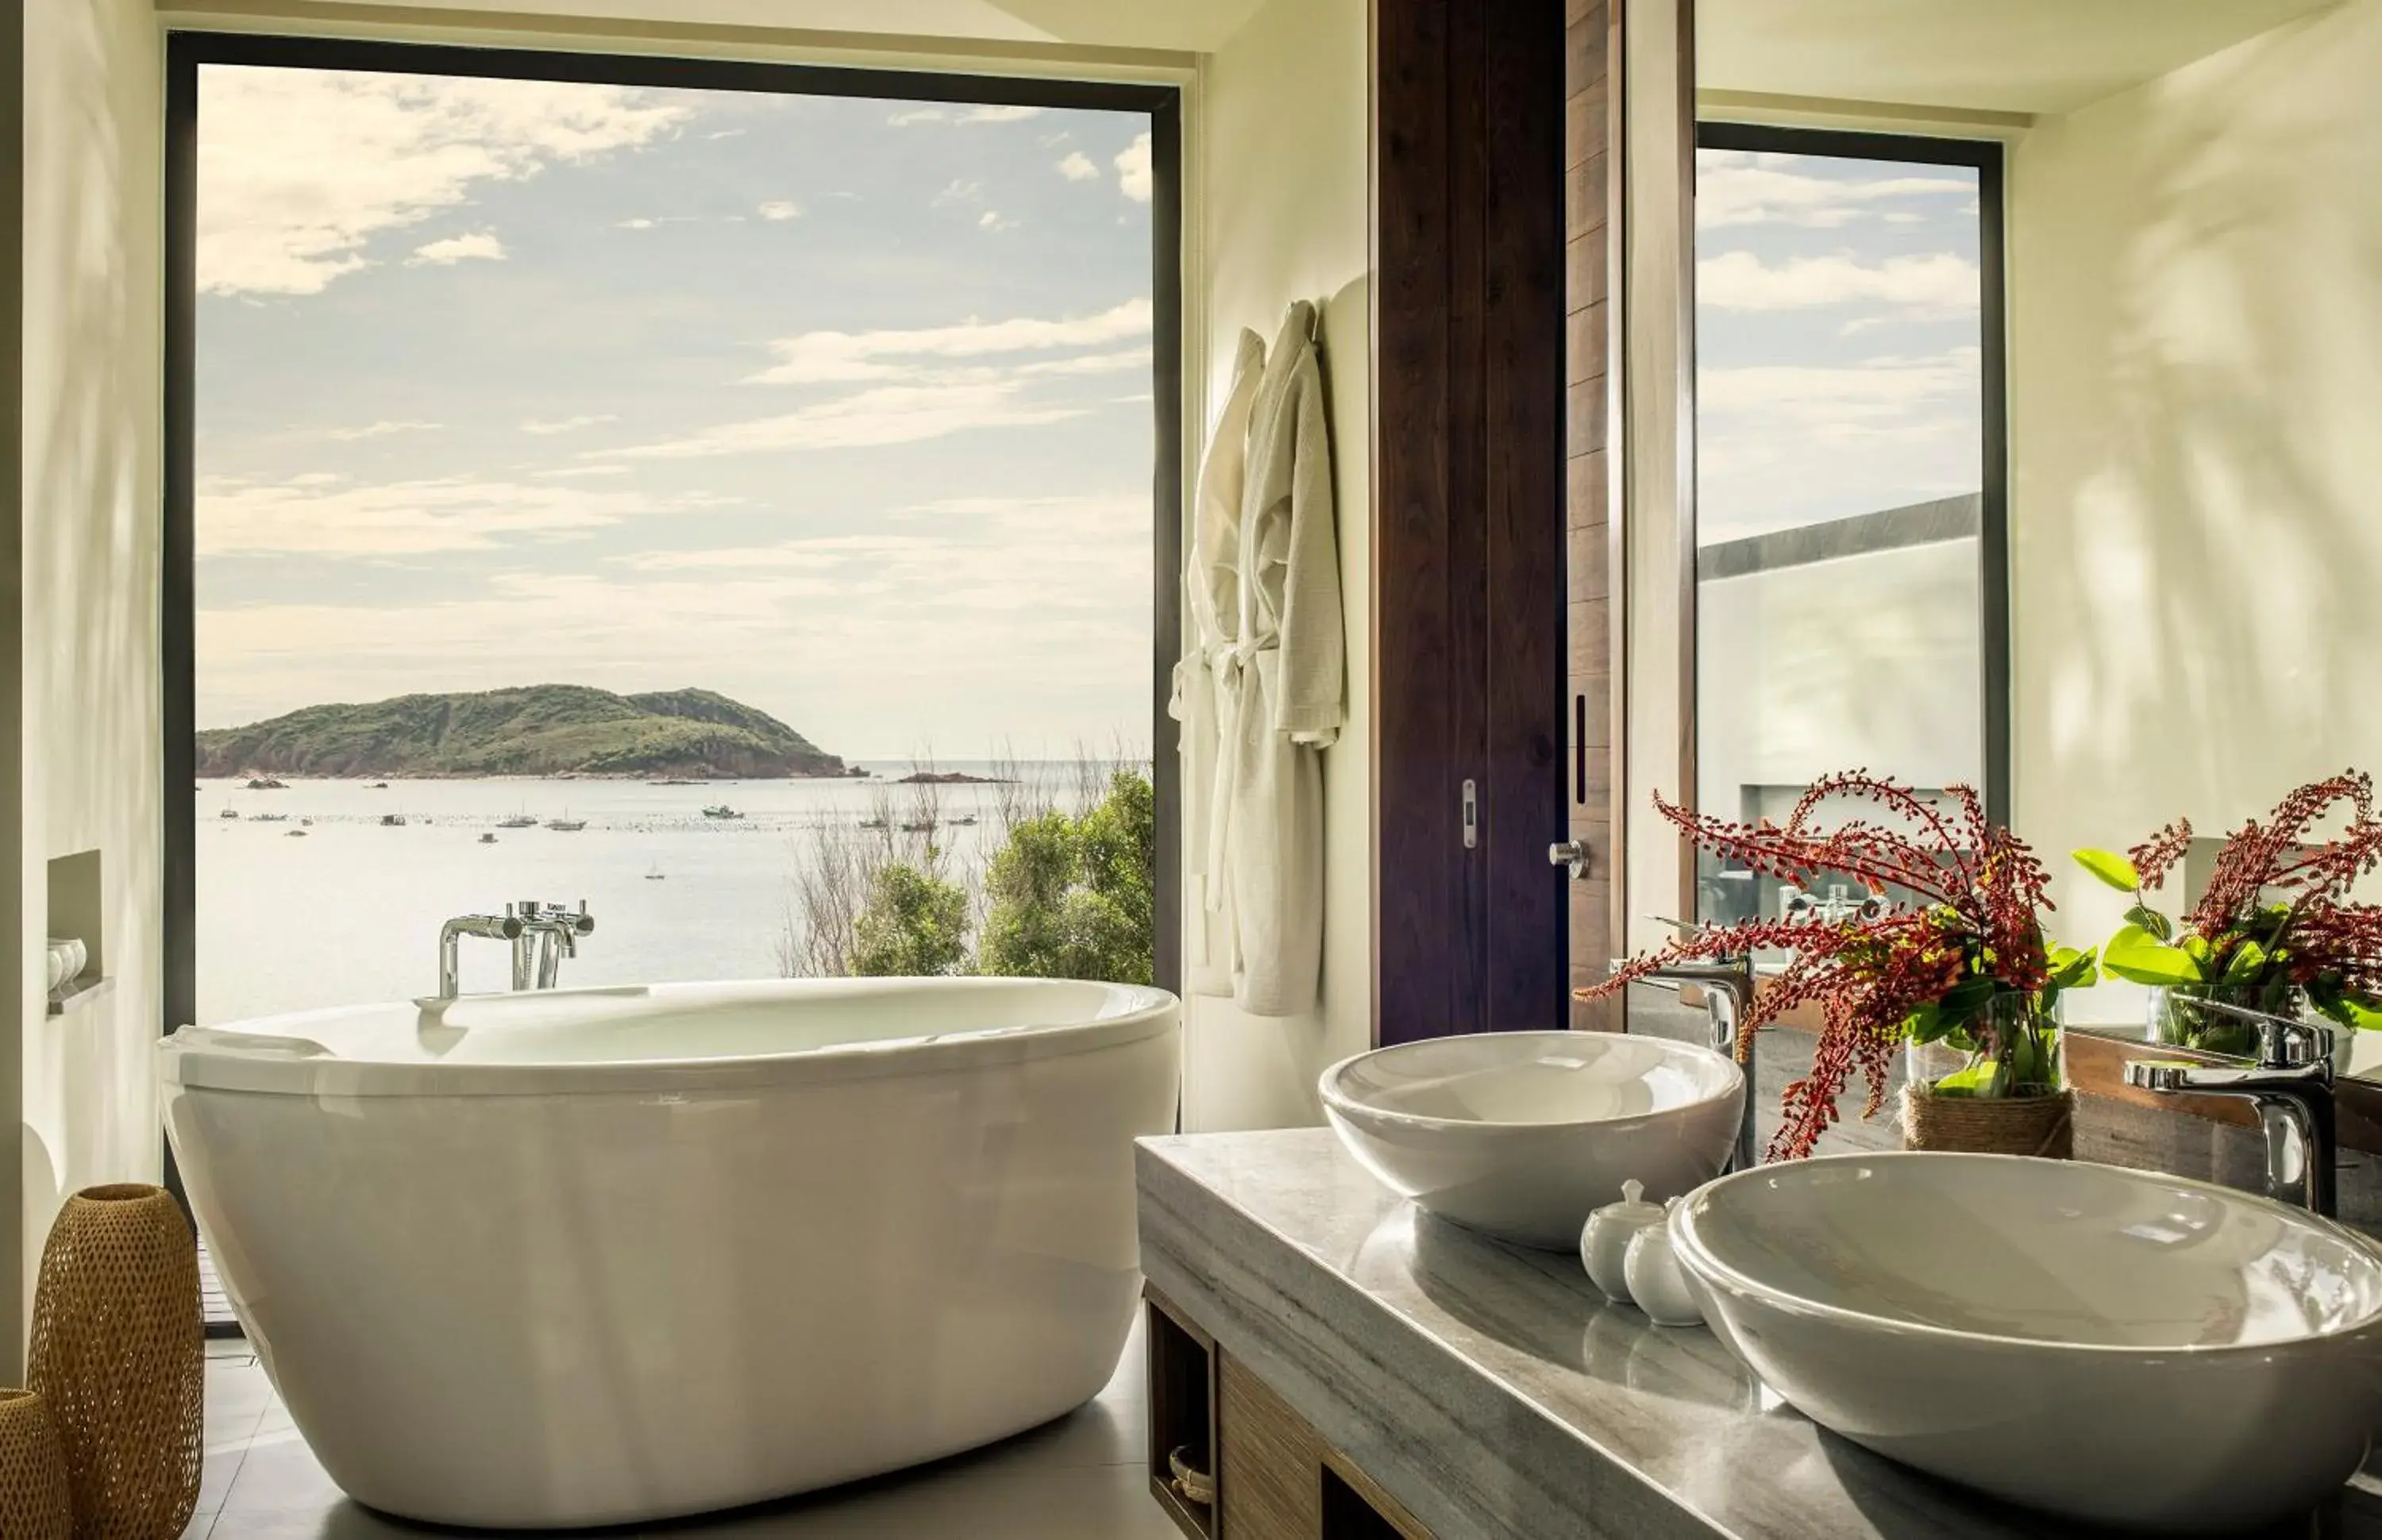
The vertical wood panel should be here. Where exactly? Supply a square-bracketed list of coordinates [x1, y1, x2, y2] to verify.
[1375, 0, 1569, 1045]
[1218, 1353, 1325, 1540]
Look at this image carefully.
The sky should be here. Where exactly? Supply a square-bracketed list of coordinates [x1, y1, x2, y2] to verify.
[1694, 147, 1983, 545]
[195, 66, 1156, 760]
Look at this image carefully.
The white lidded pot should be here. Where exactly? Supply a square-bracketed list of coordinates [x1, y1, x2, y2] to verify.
[1623, 1198, 1707, 1327]
[1579, 1179, 1667, 1303]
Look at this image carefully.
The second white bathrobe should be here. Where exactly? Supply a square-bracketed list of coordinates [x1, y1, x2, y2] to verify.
[1213, 302, 1345, 1016]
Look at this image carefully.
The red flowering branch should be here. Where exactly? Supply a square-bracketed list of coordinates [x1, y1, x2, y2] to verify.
[1581, 771, 2064, 1161]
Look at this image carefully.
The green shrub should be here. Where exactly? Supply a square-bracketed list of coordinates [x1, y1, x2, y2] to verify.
[980, 770, 1155, 984]
[849, 861, 972, 977]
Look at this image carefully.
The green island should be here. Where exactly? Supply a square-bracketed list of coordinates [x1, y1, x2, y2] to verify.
[195, 684, 850, 780]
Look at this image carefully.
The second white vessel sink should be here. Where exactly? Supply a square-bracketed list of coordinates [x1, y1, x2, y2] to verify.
[1320, 1030, 1743, 1249]
[1672, 1153, 2382, 1531]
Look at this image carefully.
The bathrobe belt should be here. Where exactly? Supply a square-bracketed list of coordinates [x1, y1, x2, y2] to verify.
[1202, 635, 1270, 917]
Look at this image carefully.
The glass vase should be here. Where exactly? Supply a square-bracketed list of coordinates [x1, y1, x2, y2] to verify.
[2146, 982, 2304, 1058]
[1902, 991, 2072, 1158]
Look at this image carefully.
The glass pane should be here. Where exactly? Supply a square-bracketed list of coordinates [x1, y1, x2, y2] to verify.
[1693, 143, 1986, 925]
[194, 65, 1157, 1022]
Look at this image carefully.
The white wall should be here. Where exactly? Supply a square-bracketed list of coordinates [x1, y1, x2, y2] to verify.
[2009, 0, 2382, 1015]
[17, 0, 168, 1353]
[1179, 0, 1370, 1130]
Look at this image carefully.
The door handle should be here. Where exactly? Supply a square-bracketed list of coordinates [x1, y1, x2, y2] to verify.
[1548, 840, 1590, 880]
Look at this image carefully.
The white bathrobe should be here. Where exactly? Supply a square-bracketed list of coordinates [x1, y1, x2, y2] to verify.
[1212, 302, 1345, 1016]
[1170, 328, 1267, 996]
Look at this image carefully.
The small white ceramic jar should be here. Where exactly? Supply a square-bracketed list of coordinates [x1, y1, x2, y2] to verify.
[1622, 1199, 1706, 1328]
[1579, 1179, 1667, 1303]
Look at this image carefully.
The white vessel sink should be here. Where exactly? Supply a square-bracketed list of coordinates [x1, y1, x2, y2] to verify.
[1319, 1030, 1744, 1249]
[1672, 1153, 2382, 1531]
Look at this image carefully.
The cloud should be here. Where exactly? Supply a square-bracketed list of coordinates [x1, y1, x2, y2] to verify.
[1116, 133, 1152, 202]
[519, 414, 617, 435]
[934, 179, 981, 206]
[323, 419, 440, 441]
[198, 67, 688, 296]
[1698, 348, 1979, 422]
[195, 473, 688, 556]
[1697, 151, 1972, 230]
[1016, 346, 1154, 377]
[534, 464, 630, 479]
[608, 382, 1087, 460]
[1056, 152, 1099, 182]
[408, 230, 506, 266]
[750, 298, 1152, 386]
[1697, 251, 1978, 315]
[757, 200, 802, 221]
[978, 210, 1016, 233]
[889, 104, 1045, 127]
[620, 533, 945, 572]
[617, 218, 657, 230]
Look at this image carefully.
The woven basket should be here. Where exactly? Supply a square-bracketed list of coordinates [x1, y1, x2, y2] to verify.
[1902, 1087, 2074, 1159]
[27, 1185, 203, 1540]
[0, 1389, 73, 1538]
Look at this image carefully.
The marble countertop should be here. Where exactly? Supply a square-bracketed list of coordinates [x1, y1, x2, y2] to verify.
[1135, 1126, 2382, 1540]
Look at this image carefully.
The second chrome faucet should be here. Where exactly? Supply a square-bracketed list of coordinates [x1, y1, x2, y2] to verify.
[2126, 999, 2338, 1218]
[1628, 953, 1761, 1174]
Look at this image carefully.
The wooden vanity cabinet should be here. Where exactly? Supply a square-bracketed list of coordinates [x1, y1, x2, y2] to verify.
[1146, 1288, 1432, 1540]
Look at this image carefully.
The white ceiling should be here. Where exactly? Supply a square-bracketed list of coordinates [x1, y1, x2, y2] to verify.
[296, 0, 1267, 52]
[1698, 0, 2338, 115]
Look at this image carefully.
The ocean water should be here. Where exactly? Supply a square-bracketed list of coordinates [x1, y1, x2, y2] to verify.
[194, 764, 1082, 1026]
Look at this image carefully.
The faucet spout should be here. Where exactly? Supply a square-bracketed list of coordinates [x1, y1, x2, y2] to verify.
[1628, 953, 1760, 1172]
[2125, 1001, 2338, 1218]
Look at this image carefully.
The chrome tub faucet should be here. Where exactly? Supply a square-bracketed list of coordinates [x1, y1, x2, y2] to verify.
[430, 901, 595, 1003]
[2126, 1000, 2338, 1219]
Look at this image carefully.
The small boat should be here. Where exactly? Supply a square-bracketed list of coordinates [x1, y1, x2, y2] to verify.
[380, 814, 407, 828]
[859, 817, 887, 830]
[648, 779, 701, 787]
[951, 814, 978, 827]
[480, 833, 499, 845]
[219, 809, 240, 820]
[368, 782, 390, 790]
[702, 804, 744, 820]
[497, 814, 538, 830]
[246, 777, 288, 790]
[285, 828, 307, 838]
[644, 864, 665, 881]
[301, 818, 313, 826]
[252, 813, 287, 823]
[900, 819, 935, 834]
[545, 818, 587, 832]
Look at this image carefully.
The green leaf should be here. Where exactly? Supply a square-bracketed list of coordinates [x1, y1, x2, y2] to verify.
[2101, 923, 2202, 986]
[2221, 939, 2270, 984]
[2180, 934, 2214, 967]
[1939, 976, 1998, 1020]
[2122, 905, 2175, 943]
[1903, 1003, 1952, 1045]
[2073, 848, 2141, 893]
[2048, 945, 2099, 991]
[1929, 1060, 2010, 1099]
[2316, 992, 2382, 1032]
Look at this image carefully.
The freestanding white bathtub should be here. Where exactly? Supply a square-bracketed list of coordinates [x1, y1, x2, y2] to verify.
[160, 976, 1181, 1529]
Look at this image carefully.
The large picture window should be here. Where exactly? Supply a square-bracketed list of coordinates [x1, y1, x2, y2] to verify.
[164, 37, 1182, 1035]
[1691, 123, 2006, 923]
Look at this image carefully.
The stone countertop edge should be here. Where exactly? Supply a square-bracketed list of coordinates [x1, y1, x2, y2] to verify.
[1133, 1127, 2330, 1540]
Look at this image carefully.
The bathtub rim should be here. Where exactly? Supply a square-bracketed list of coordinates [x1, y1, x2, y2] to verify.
[160, 976, 1180, 1099]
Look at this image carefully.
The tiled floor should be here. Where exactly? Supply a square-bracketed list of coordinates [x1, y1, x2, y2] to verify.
[191, 1323, 1180, 1539]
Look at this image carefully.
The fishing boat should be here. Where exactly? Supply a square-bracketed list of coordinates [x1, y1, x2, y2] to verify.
[900, 819, 936, 834]
[859, 817, 887, 830]
[380, 814, 407, 827]
[644, 863, 665, 881]
[247, 777, 289, 790]
[480, 833, 499, 845]
[545, 818, 588, 832]
[497, 814, 538, 830]
[285, 829, 307, 838]
[701, 804, 744, 820]
[368, 782, 390, 790]
[219, 809, 239, 820]
[951, 814, 978, 826]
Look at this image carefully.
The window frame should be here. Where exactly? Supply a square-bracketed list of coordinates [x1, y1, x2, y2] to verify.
[162, 33, 1185, 1062]
[1688, 119, 2010, 826]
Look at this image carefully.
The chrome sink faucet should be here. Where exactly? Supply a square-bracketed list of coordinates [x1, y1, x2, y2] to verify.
[436, 912, 524, 1003]
[2125, 1000, 2338, 1219]
[512, 899, 596, 991]
[1624, 946, 1760, 1173]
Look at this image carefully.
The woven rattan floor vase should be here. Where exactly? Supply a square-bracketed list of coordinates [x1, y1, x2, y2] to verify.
[0, 1389, 73, 1538]
[27, 1185, 203, 1540]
